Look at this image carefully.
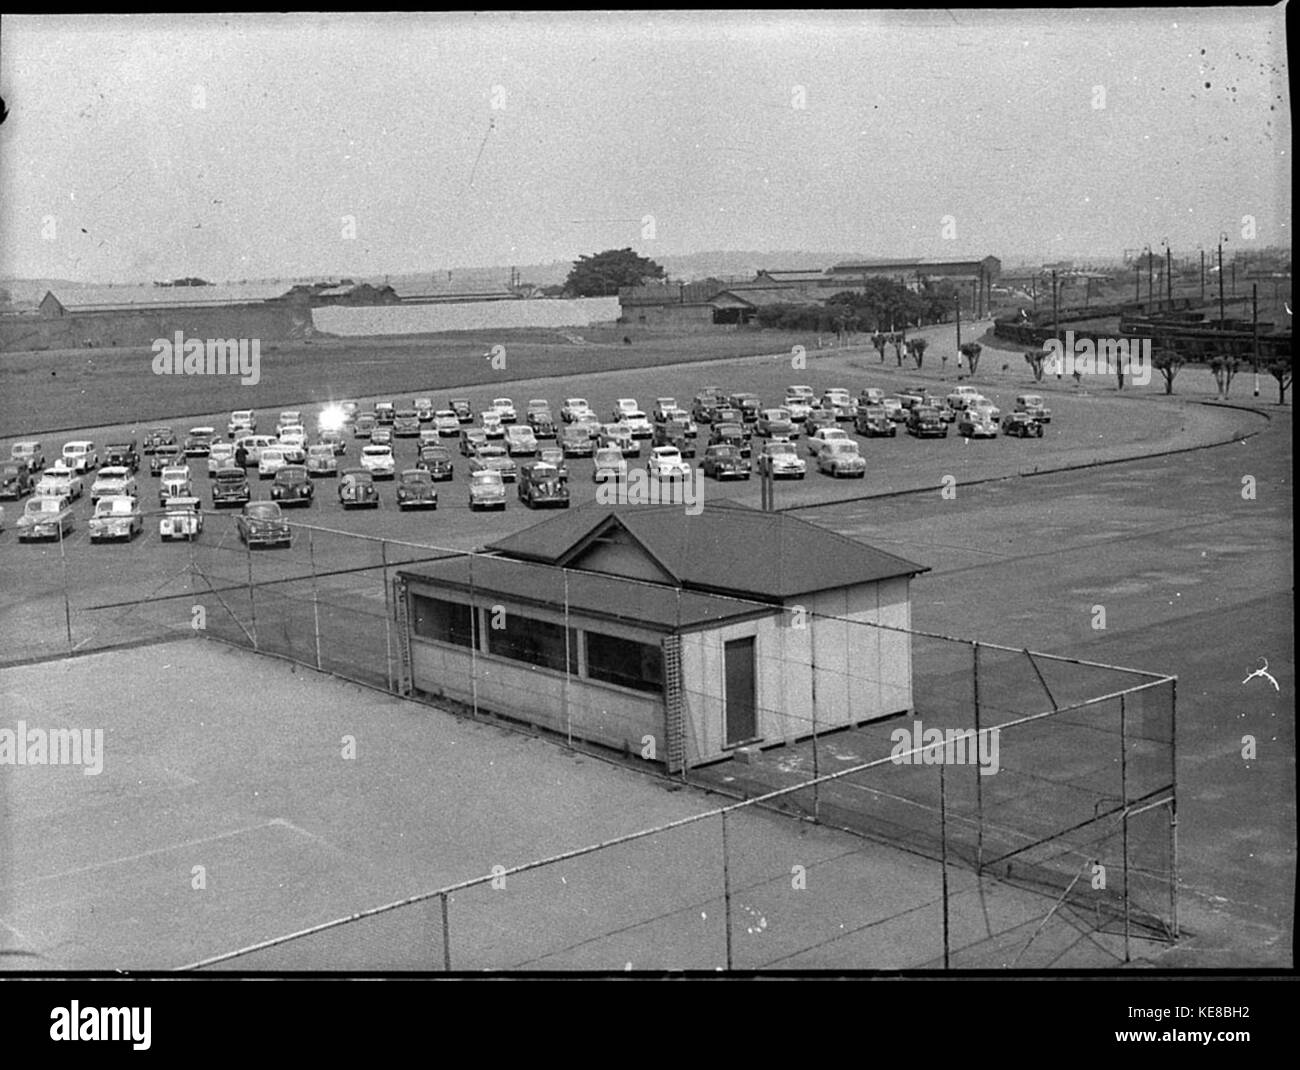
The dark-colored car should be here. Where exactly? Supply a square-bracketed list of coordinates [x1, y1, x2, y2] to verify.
[804, 408, 838, 433]
[708, 422, 751, 458]
[450, 398, 474, 423]
[855, 406, 897, 437]
[728, 393, 761, 425]
[517, 462, 570, 508]
[652, 420, 696, 457]
[104, 440, 141, 473]
[459, 427, 489, 457]
[559, 426, 595, 458]
[393, 409, 421, 437]
[416, 444, 455, 481]
[143, 427, 176, 453]
[538, 447, 568, 481]
[702, 444, 751, 481]
[906, 406, 947, 438]
[353, 413, 377, 439]
[150, 444, 183, 476]
[755, 408, 798, 440]
[692, 388, 725, 424]
[0, 461, 33, 500]
[211, 465, 252, 507]
[270, 465, 314, 507]
[1002, 412, 1045, 438]
[527, 408, 556, 438]
[237, 501, 292, 547]
[338, 469, 380, 509]
[396, 468, 439, 510]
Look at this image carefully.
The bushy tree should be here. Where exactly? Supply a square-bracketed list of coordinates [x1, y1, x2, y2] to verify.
[565, 248, 665, 297]
[908, 337, 929, 368]
[1265, 354, 1292, 404]
[1152, 348, 1185, 394]
[960, 342, 982, 377]
[1209, 354, 1241, 399]
[1025, 349, 1047, 382]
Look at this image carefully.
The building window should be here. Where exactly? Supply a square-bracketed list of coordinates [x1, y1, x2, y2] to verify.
[411, 595, 477, 648]
[585, 631, 664, 694]
[486, 611, 577, 674]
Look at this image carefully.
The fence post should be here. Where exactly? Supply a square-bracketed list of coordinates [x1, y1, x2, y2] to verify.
[381, 538, 393, 692]
[59, 516, 73, 650]
[440, 892, 452, 971]
[1169, 678, 1179, 939]
[564, 569, 572, 748]
[721, 810, 734, 970]
[246, 527, 258, 650]
[810, 608, 819, 821]
[1120, 692, 1130, 963]
[309, 526, 322, 671]
[972, 640, 983, 869]
[940, 763, 951, 968]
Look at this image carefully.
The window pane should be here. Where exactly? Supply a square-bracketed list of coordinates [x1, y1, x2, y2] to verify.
[585, 631, 664, 694]
[411, 595, 476, 648]
[486, 610, 576, 674]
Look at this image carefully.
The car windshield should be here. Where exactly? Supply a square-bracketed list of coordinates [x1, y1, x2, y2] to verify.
[28, 499, 61, 513]
[362, 447, 391, 457]
[96, 499, 134, 516]
[402, 470, 432, 482]
[770, 443, 796, 456]
[246, 503, 281, 518]
[711, 447, 737, 459]
[596, 450, 622, 464]
[216, 470, 245, 482]
[346, 472, 374, 484]
[422, 448, 449, 460]
[472, 472, 502, 485]
[275, 467, 307, 482]
[477, 448, 506, 459]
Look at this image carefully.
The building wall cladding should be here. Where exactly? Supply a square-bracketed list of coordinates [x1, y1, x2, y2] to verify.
[618, 302, 718, 330]
[0, 302, 312, 352]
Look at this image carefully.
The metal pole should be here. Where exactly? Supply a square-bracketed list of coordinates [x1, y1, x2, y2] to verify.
[309, 526, 322, 671]
[1200, 249, 1205, 305]
[721, 811, 734, 970]
[1252, 283, 1260, 397]
[973, 641, 984, 869]
[939, 763, 950, 969]
[440, 891, 451, 971]
[810, 609, 819, 822]
[246, 526, 258, 650]
[1218, 243, 1226, 328]
[1166, 244, 1173, 305]
[1147, 247, 1153, 308]
[564, 569, 572, 748]
[60, 516, 73, 649]
[1170, 676, 1179, 939]
[468, 553, 480, 716]
[382, 539, 393, 692]
[1120, 692, 1131, 963]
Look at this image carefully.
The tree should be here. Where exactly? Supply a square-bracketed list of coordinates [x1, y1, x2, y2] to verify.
[1265, 354, 1292, 404]
[1152, 348, 1184, 394]
[908, 337, 929, 368]
[891, 332, 905, 366]
[960, 342, 982, 377]
[564, 248, 665, 297]
[1024, 349, 1047, 382]
[1209, 354, 1241, 399]
[871, 332, 887, 362]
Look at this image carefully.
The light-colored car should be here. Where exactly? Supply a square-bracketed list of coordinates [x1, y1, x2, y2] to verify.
[503, 425, 539, 456]
[468, 469, 507, 511]
[758, 440, 807, 479]
[881, 398, 907, 422]
[805, 427, 852, 457]
[490, 398, 518, 423]
[623, 411, 654, 439]
[414, 397, 435, 421]
[35, 465, 84, 504]
[17, 495, 75, 541]
[228, 409, 257, 438]
[235, 434, 277, 465]
[787, 385, 816, 403]
[561, 398, 593, 423]
[958, 412, 999, 439]
[600, 423, 639, 458]
[90, 466, 137, 504]
[278, 427, 307, 450]
[434, 410, 461, 437]
[592, 446, 628, 483]
[653, 397, 678, 420]
[207, 441, 236, 474]
[783, 396, 815, 422]
[665, 408, 698, 438]
[183, 427, 217, 456]
[10, 441, 45, 472]
[159, 466, 194, 504]
[817, 441, 867, 478]
[479, 411, 505, 439]
[469, 445, 518, 482]
[648, 446, 691, 480]
[613, 398, 640, 421]
[319, 428, 347, 455]
[1015, 394, 1052, 422]
[159, 496, 203, 540]
[89, 495, 143, 542]
[306, 444, 339, 476]
[359, 444, 396, 479]
[969, 398, 1001, 424]
[61, 440, 98, 473]
[756, 408, 798, 439]
[258, 447, 289, 479]
[820, 389, 854, 420]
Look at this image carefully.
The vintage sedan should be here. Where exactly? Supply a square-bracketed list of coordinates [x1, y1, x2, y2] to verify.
[503, 425, 539, 457]
[728, 393, 761, 424]
[396, 468, 439, 510]
[613, 398, 640, 421]
[159, 496, 204, 541]
[11, 440, 46, 471]
[817, 441, 867, 478]
[393, 409, 422, 437]
[708, 422, 751, 458]
[306, 444, 339, 477]
[479, 411, 505, 439]
[854, 405, 897, 437]
[561, 397, 593, 423]
[258, 447, 289, 480]
[237, 501, 293, 547]
[664, 408, 698, 438]
[538, 447, 568, 481]
[104, 440, 141, 472]
[648, 446, 691, 481]
[159, 466, 195, 505]
[211, 465, 251, 507]
[0, 461, 33, 500]
[353, 413, 377, 439]
[820, 389, 855, 420]
[490, 397, 518, 423]
[459, 427, 489, 457]
[468, 469, 507, 511]
[318, 428, 347, 455]
[599, 423, 640, 458]
[559, 426, 595, 458]
[359, 444, 396, 479]
[270, 465, 314, 507]
[374, 401, 396, 425]
[370, 426, 394, 447]
[144, 427, 177, 454]
[35, 465, 84, 504]
[958, 412, 999, 439]
[414, 397, 435, 421]
[1015, 394, 1052, 423]
[207, 441, 236, 474]
[653, 397, 678, 421]
[968, 398, 1001, 424]
[805, 427, 852, 457]
[702, 444, 751, 481]
[62, 440, 99, 473]
[804, 407, 839, 433]
[184, 427, 217, 456]
[450, 397, 474, 423]
[89, 495, 144, 542]
[592, 446, 628, 483]
[517, 462, 570, 509]
[880, 398, 907, 423]
[857, 387, 886, 408]
[17, 496, 75, 541]
[897, 387, 929, 411]
[91, 466, 137, 504]
[787, 384, 816, 404]
[150, 443, 185, 475]
[338, 469, 380, 509]
[572, 414, 604, 441]
[434, 410, 462, 437]
[228, 410, 256, 438]
[1002, 412, 1045, 438]
[783, 396, 815, 422]
[691, 389, 725, 423]
[278, 427, 307, 451]
[947, 385, 981, 409]
[469, 445, 518, 482]
[756, 408, 798, 439]
[906, 406, 948, 438]
[416, 444, 455, 481]
[713, 405, 744, 427]
[527, 405, 556, 438]
[652, 420, 695, 458]
[757, 440, 806, 479]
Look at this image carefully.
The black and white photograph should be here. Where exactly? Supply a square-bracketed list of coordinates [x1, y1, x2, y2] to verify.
[0, 8, 1290, 1006]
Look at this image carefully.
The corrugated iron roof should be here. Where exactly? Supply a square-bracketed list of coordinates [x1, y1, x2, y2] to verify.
[43, 282, 296, 309]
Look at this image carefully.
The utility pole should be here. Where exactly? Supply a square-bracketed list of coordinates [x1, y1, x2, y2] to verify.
[1052, 269, 1060, 345]
[1165, 241, 1173, 305]
[1252, 283, 1260, 397]
[1145, 245, 1153, 309]
[1200, 248, 1206, 305]
[1218, 237, 1227, 329]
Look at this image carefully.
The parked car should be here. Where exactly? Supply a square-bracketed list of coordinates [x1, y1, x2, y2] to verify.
[897, 387, 929, 410]
[804, 407, 837, 434]
[90, 466, 137, 504]
[278, 427, 307, 451]
[817, 441, 867, 478]
[857, 387, 886, 408]
[1015, 394, 1052, 422]
[559, 426, 595, 457]
[728, 392, 761, 425]
[958, 412, 999, 439]
[469, 469, 507, 511]
[360, 444, 396, 479]
[613, 398, 640, 421]
[276, 411, 303, 436]
[623, 411, 653, 439]
[1002, 412, 1045, 438]
[527, 406, 556, 438]
[434, 410, 461, 437]
[232, 434, 276, 466]
[713, 405, 743, 427]
[572, 414, 604, 441]
[270, 465, 314, 507]
[370, 426, 394, 447]
[820, 389, 854, 420]
[450, 397, 474, 423]
[374, 401, 396, 425]
[653, 397, 678, 421]
[17, 496, 75, 541]
[0, 461, 34, 500]
[479, 411, 505, 439]
[517, 462, 570, 508]
[318, 428, 347, 455]
[228, 410, 256, 438]
[159, 496, 203, 541]
[89, 495, 143, 542]
[600, 423, 639, 458]
[561, 397, 593, 423]
[211, 466, 251, 506]
[104, 440, 141, 472]
[61, 440, 98, 473]
[35, 465, 84, 503]
[652, 420, 695, 457]
[504, 425, 539, 456]
[757, 440, 806, 479]
[394, 409, 422, 437]
[396, 468, 439, 510]
[11, 440, 45, 471]
[783, 396, 815, 422]
[969, 398, 1001, 424]
[664, 408, 698, 438]
[756, 408, 798, 439]
[855, 405, 897, 437]
[648, 446, 691, 481]
[258, 447, 289, 480]
[592, 446, 628, 483]
[490, 398, 518, 423]
[354, 413, 377, 439]
[702, 444, 751, 481]
[692, 389, 725, 423]
[881, 398, 907, 423]
[469, 445, 518, 482]
[207, 442, 236, 474]
[538, 447, 568, 481]
[709, 422, 751, 458]
[459, 427, 489, 457]
[414, 397, 435, 421]
[159, 466, 194, 505]
[305, 444, 339, 477]
[787, 385, 816, 404]
[416, 444, 455, 481]
[338, 469, 380, 508]
[237, 501, 292, 547]
[906, 406, 948, 438]
[806, 427, 852, 457]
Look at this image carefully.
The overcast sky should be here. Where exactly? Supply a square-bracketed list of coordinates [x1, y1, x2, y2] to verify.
[0, 9, 1289, 282]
